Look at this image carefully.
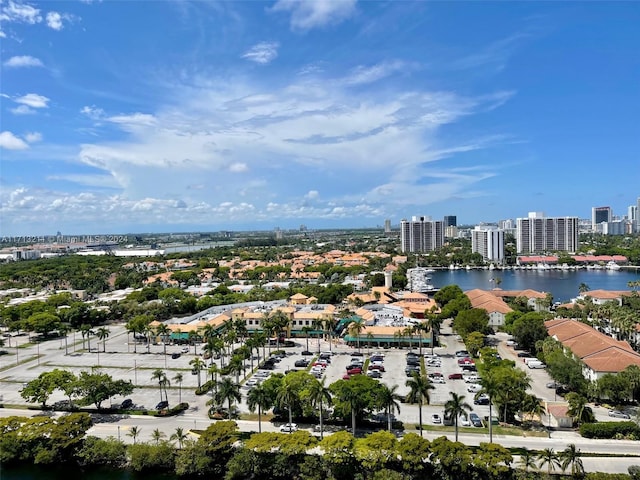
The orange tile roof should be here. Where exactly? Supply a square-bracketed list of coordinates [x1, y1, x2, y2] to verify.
[465, 289, 513, 314]
[582, 290, 632, 300]
[492, 289, 547, 299]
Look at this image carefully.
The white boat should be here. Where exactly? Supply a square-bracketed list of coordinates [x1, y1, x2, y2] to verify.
[489, 264, 495, 271]
[606, 261, 621, 271]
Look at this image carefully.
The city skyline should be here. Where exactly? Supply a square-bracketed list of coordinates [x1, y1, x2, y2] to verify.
[1, 1, 639, 235]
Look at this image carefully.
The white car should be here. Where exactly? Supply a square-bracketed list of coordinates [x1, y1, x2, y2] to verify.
[431, 414, 441, 424]
[467, 384, 483, 393]
[255, 371, 271, 378]
[460, 417, 471, 427]
[280, 423, 298, 433]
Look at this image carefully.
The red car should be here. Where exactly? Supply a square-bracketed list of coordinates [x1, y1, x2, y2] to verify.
[448, 373, 464, 380]
[346, 367, 362, 375]
[342, 374, 351, 380]
[457, 358, 475, 366]
[368, 364, 385, 372]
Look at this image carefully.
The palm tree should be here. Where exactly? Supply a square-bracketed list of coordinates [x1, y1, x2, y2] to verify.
[207, 363, 220, 398]
[366, 332, 375, 354]
[247, 384, 272, 433]
[189, 357, 205, 389]
[58, 323, 71, 355]
[96, 326, 110, 353]
[301, 325, 314, 352]
[188, 329, 200, 355]
[308, 377, 332, 438]
[405, 373, 435, 437]
[518, 448, 537, 473]
[228, 355, 244, 384]
[151, 428, 165, 445]
[347, 320, 364, 352]
[127, 426, 141, 444]
[521, 393, 546, 423]
[560, 443, 584, 477]
[276, 380, 298, 429]
[216, 377, 241, 418]
[478, 369, 501, 443]
[537, 447, 561, 476]
[566, 392, 595, 425]
[170, 427, 188, 448]
[80, 324, 94, 351]
[424, 306, 443, 356]
[155, 323, 171, 358]
[403, 326, 415, 352]
[151, 369, 169, 403]
[444, 392, 472, 442]
[377, 384, 402, 432]
[173, 372, 184, 404]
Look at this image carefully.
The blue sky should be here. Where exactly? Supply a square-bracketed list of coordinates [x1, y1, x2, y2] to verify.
[1, 1, 639, 235]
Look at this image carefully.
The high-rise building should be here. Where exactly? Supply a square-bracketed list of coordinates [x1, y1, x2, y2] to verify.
[516, 213, 579, 254]
[637, 197, 640, 231]
[629, 205, 638, 233]
[400, 216, 444, 253]
[384, 219, 392, 234]
[472, 226, 505, 262]
[443, 215, 457, 227]
[592, 206, 612, 231]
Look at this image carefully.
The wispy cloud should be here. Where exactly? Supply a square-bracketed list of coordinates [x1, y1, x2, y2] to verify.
[451, 34, 528, 73]
[343, 60, 408, 85]
[3, 55, 43, 68]
[271, 0, 357, 31]
[242, 41, 279, 65]
[0, 131, 29, 150]
[0, 0, 42, 25]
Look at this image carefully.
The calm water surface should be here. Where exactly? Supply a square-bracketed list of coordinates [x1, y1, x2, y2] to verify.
[430, 269, 640, 302]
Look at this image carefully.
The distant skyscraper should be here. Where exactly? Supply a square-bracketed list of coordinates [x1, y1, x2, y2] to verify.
[444, 215, 457, 227]
[472, 226, 504, 262]
[400, 216, 444, 253]
[516, 213, 579, 254]
[592, 206, 612, 231]
[384, 219, 392, 233]
[637, 197, 640, 231]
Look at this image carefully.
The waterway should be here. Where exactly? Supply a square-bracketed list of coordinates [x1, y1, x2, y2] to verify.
[429, 268, 640, 303]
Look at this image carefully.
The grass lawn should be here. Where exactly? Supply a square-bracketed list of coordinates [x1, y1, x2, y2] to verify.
[416, 424, 549, 437]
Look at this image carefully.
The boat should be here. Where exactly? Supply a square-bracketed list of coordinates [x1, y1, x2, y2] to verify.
[605, 261, 621, 271]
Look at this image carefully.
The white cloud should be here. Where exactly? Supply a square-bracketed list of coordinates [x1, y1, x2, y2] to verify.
[23, 132, 42, 143]
[242, 41, 279, 65]
[343, 60, 407, 85]
[46, 11, 63, 30]
[0, 131, 29, 150]
[3, 55, 43, 68]
[228, 162, 248, 173]
[305, 190, 319, 199]
[14, 93, 50, 108]
[81, 105, 105, 119]
[11, 105, 36, 115]
[0, 0, 42, 25]
[271, 0, 357, 31]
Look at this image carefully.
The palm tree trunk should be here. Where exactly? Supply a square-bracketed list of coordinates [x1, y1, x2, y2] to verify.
[258, 405, 262, 433]
[319, 399, 324, 439]
[431, 330, 435, 355]
[489, 401, 493, 443]
[419, 400, 423, 437]
[352, 409, 356, 435]
[455, 417, 458, 442]
[289, 405, 293, 428]
[387, 406, 392, 432]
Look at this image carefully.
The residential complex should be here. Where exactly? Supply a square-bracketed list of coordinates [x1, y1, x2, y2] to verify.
[516, 212, 579, 254]
[471, 225, 505, 262]
[400, 216, 444, 253]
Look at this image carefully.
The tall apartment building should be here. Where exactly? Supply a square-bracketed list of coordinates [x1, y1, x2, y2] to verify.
[384, 219, 392, 234]
[592, 206, 612, 231]
[472, 226, 505, 262]
[400, 216, 444, 253]
[443, 215, 457, 227]
[516, 212, 579, 254]
[637, 197, 640, 232]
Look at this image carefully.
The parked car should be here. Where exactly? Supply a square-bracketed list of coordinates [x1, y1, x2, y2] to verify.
[455, 350, 470, 357]
[351, 352, 364, 357]
[120, 399, 133, 409]
[527, 361, 546, 369]
[517, 351, 531, 358]
[431, 414, 441, 424]
[460, 417, 471, 427]
[368, 364, 385, 372]
[461, 365, 477, 372]
[546, 381, 561, 389]
[156, 400, 169, 410]
[280, 423, 298, 433]
[171, 353, 181, 359]
[346, 367, 362, 375]
[295, 359, 309, 367]
[448, 373, 463, 380]
[467, 384, 482, 393]
[301, 351, 313, 356]
[608, 410, 631, 419]
[367, 370, 382, 378]
[469, 412, 482, 427]
[474, 394, 490, 405]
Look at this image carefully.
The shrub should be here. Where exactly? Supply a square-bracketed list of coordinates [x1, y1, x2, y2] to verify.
[629, 465, 640, 480]
[579, 421, 640, 439]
